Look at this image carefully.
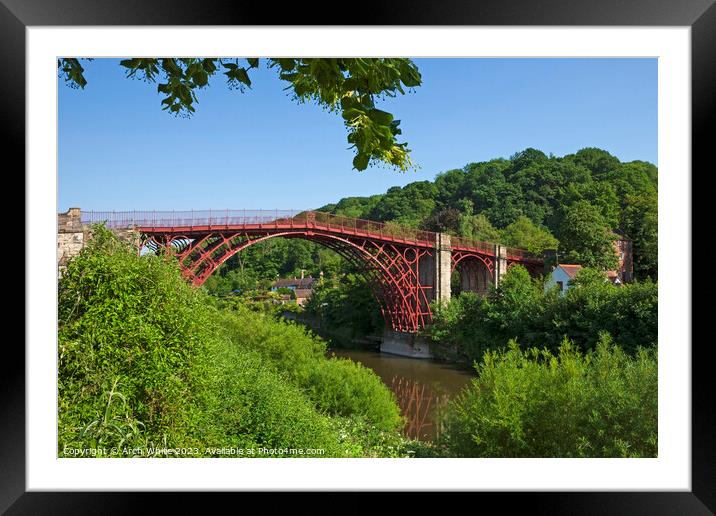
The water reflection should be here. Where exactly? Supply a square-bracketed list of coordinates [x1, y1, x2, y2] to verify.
[329, 348, 474, 441]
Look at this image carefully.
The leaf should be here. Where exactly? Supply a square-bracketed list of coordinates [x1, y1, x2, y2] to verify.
[367, 109, 393, 125]
[119, 58, 141, 69]
[341, 108, 363, 122]
[235, 68, 251, 86]
[162, 58, 182, 76]
[353, 153, 370, 171]
[193, 71, 209, 87]
[277, 58, 296, 71]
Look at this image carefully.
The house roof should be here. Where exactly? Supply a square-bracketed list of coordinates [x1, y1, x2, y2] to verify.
[557, 264, 583, 278]
[294, 289, 313, 298]
[272, 277, 316, 289]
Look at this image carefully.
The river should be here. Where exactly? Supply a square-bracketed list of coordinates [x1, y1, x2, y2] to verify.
[328, 348, 475, 442]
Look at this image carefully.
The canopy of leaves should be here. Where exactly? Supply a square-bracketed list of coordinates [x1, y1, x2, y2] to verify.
[558, 200, 619, 270]
[58, 57, 422, 172]
[500, 215, 559, 254]
[319, 147, 656, 277]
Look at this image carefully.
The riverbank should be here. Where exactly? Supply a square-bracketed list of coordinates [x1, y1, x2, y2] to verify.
[283, 310, 381, 351]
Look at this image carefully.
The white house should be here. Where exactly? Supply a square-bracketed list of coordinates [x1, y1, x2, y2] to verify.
[544, 264, 583, 295]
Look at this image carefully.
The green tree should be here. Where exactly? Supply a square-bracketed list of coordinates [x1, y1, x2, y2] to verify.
[421, 208, 461, 234]
[557, 200, 618, 270]
[369, 181, 437, 226]
[58, 57, 422, 171]
[457, 213, 501, 243]
[623, 192, 658, 280]
[500, 215, 558, 254]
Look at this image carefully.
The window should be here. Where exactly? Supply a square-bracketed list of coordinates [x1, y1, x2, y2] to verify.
[556, 281, 564, 292]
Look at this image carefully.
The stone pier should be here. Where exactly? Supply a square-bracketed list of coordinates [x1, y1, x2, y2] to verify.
[379, 232, 453, 359]
[434, 233, 452, 305]
[57, 208, 140, 276]
[494, 244, 508, 287]
[380, 330, 433, 359]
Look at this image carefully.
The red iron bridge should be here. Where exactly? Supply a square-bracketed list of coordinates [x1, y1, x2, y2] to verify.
[81, 209, 544, 334]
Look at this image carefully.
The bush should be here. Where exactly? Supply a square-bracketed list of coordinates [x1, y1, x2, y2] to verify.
[216, 307, 403, 432]
[428, 265, 657, 365]
[195, 342, 346, 456]
[438, 336, 657, 457]
[303, 273, 384, 341]
[58, 225, 212, 449]
[58, 226, 405, 457]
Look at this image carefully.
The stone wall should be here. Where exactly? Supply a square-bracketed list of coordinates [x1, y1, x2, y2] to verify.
[57, 208, 140, 276]
[57, 208, 86, 274]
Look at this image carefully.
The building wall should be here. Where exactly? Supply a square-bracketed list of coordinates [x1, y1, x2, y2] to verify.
[544, 267, 573, 295]
[613, 238, 634, 283]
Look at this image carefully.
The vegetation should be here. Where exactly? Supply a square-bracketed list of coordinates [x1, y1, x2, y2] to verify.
[201, 148, 656, 347]
[437, 337, 657, 458]
[322, 148, 657, 279]
[203, 238, 343, 297]
[428, 265, 657, 366]
[303, 273, 384, 343]
[58, 58, 422, 171]
[58, 226, 420, 457]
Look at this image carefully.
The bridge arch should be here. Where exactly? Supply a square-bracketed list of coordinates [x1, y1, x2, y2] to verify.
[143, 229, 435, 333]
[452, 255, 494, 295]
[76, 209, 543, 333]
[450, 250, 496, 296]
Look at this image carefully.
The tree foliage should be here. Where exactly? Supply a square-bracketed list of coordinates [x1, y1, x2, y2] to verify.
[319, 147, 656, 276]
[303, 273, 384, 343]
[558, 201, 618, 270]
[428, 265, 657, 365]
[58, 57, 422, 171]
[500, 215, 559, 254]
[623, 191, 658, 280]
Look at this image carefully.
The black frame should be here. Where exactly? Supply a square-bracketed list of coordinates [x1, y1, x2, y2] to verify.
[6, 0, 711, 513]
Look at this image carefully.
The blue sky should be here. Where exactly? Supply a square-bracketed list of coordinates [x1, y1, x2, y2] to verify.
[58, 58, 657, 212]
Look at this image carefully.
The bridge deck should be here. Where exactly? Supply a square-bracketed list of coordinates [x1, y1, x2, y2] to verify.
[80, 209, 542, 263]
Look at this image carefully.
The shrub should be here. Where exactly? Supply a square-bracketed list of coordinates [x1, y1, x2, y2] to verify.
[58, 226, 405, 457]
[195, 343, 346, 456]
[216, 307, 403, 432]
[58, 225, 212, 449]
[438, 336, 657, 457]
[428, 265, 657, 365]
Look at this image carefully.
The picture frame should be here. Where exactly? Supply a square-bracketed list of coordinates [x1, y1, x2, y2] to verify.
[7, 0, 710, 511]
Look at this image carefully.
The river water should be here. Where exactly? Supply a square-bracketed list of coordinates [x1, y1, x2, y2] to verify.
[328, 348, 475, 441]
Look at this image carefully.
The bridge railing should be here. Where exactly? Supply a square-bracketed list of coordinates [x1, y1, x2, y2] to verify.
[309, 211, 437, 246]
[450, 235, 542, 262]
[80, 210, 307, 228]
[450, 235, 495, 254]
[79, 209, 539, 259]
[81, 209, 439, 246]
[504, 247, 543, 262]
